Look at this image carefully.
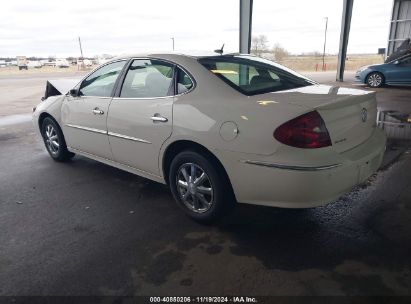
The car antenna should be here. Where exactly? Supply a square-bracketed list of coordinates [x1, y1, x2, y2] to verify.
[214, 44, 225, 55]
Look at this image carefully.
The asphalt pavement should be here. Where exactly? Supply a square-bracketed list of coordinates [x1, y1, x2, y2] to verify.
[0, 70, 411, 296]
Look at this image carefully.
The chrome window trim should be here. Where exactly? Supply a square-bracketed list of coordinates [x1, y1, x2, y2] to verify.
[113, 57, 196, 100]
[70, 96, 113, 99]
[66, 124, 107, 135]
[108, 131, 152, 144]
[66, 124, 152, 144]
[243, 160, 342, 171]
[112, 96, 173, 101]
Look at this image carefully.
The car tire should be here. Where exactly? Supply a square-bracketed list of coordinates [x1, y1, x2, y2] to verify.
[41, 117, 75, 162]
[169, 150, 235, 223]
[366, 72, 384, 88]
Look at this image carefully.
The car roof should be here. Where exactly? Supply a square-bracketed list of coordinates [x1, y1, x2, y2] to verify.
[112, 51, 244, 61]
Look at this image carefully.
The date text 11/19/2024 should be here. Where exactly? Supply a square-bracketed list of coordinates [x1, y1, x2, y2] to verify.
[149, 296, 258, 303]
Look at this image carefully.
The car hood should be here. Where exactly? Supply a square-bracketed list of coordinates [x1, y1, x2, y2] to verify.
[360, 62, 388, 70]
[357, 64, 371, 71]
[44, 78, 81, 99]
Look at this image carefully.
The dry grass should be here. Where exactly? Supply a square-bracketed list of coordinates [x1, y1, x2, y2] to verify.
[277, 54, 384, 72]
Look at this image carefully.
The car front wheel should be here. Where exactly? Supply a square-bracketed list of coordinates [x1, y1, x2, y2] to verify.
[366, 72, 384, 88]
[169, 150, 234, 223]
[41, 117, 74, 162]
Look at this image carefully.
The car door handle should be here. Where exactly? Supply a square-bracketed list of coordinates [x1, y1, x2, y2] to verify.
[150, 114, 168, 122]
[92, 108, 104, 115]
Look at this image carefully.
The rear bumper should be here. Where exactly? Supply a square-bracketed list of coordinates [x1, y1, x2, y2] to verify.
[217, 128, 386, 208]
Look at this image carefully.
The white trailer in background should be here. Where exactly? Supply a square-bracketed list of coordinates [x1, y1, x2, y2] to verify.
[56, 59, 70, 68]
[96, 56, 112, 65]
[28, 61, 42, 68]
[41, 60, 56, 67]
[17, 56, 28, 70]
[83, 59, 93, 66]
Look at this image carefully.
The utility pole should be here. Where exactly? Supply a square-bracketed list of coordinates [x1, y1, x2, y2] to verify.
[78, 37, 84, 58]
[171, 37, 175, 51]
[322, 17, 328, 71]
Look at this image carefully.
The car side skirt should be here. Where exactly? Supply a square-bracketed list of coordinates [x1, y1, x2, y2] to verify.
[68, 147, 166, 184]
[385, 81, 411, 86]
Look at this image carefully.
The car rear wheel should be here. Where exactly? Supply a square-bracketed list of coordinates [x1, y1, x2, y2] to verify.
[169, 150, 234, 223]
[366, 72, 384, 88]
[41, 117, 74, 162]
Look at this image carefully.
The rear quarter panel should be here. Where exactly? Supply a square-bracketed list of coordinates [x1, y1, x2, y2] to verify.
[163, 57, 311, 159]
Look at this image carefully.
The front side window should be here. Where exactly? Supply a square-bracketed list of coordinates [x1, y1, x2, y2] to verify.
[198, 55, 315, 96]
[176, 68, 194, 94]
[399, 56, 411, 66]
[79, 60, 126, 97]
[120, 59, 174, 98]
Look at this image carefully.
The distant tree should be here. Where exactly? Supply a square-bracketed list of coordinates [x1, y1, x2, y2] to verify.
[301, 51, 322, 57]
[272, 43, 289, 61]
[251, 35, 269, 57]
[312, 51, 322, 57]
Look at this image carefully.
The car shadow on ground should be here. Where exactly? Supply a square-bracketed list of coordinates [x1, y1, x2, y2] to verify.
[34, 148, 411, 295]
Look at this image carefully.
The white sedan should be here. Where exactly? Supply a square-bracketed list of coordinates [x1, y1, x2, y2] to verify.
[32, 53, 386, 222]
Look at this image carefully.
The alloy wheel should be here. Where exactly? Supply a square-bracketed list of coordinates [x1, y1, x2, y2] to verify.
[176, 163, 214, 213]
[44, 124, 60, 155]
[367, 73, 382, 87]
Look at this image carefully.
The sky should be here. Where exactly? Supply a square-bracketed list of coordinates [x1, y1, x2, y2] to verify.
[1, 0, 393, 58]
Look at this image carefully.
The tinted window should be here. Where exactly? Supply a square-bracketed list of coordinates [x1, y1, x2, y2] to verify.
[120, 59, 173, 98]
[399, 56, 411, 66]
[198, 55, 314, 96]
[79, 60, 126, 97]
[176, 68, 194, 94]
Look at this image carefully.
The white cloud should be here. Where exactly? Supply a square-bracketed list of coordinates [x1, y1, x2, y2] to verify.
[0, 0, 392, 57]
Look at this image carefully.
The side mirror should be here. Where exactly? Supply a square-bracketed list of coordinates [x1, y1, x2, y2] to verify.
[69, 89, 79, 97]
[394, 60, 400, 65]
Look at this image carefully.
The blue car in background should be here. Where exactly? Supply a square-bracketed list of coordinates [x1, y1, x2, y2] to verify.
[355, 55, 411, 88]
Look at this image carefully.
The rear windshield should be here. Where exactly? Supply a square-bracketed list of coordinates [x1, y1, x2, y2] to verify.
[198, 55, 315, 96]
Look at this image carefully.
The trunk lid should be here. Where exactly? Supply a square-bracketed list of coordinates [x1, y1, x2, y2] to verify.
[270, 85, 377, 153]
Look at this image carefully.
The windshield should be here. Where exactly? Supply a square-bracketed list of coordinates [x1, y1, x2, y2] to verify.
[198, 55, 316, 96]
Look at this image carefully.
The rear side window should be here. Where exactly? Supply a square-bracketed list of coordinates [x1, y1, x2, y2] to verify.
[198, 55, 314, 96]
[176, 67, 193, 94]
[120, 59, 174, 98]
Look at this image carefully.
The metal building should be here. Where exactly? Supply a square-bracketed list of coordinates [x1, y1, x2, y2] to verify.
[239, 0, 407, 81]
[238, 0, 354, 81]
[388, 0, 411, 56]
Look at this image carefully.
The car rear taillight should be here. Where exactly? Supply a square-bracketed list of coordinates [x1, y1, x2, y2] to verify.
[274, 111, 332, 149]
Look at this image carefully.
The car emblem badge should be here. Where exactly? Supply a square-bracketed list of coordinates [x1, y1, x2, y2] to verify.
[361, 108, 368, 122]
